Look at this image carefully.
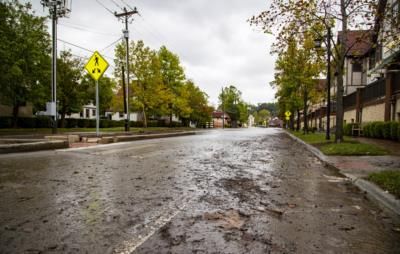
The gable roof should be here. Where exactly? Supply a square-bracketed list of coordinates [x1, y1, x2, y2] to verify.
[338, 30, 374, 57]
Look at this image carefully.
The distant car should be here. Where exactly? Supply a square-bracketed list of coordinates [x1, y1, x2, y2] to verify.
[268, 117, 283, 128]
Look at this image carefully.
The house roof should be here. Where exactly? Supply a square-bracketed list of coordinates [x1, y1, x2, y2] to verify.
[212, 111, 230, 119]
[338, 30, 374, 57]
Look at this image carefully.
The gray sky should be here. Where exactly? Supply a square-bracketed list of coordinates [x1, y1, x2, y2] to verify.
[31, 0, 276, 107]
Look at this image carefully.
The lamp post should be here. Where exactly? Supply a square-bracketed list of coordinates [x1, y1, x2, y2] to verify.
[314, 26, 332, 140]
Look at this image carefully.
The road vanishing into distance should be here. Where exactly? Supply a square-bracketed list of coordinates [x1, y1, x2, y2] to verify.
[0, 128, 399, 253]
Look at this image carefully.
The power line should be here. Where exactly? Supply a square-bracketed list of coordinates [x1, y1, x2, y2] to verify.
[58, 21, 121, 37]
[57, 38, 115, 61]
[108, 0, 124, 10]
[95, 0, 115, 15]
[119, 0, 135, 11]
[100, 36, 123, 52]
[58, 38, 93, 53]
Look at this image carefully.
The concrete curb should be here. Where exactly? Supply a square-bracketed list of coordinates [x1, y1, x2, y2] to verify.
[106, 131, 196, 143]
[285, 131, 400, 216]
[0, 140, 69, 154]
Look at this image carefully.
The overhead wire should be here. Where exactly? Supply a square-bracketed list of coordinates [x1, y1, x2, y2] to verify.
[57, 38, 116, 63]
[108, 0, 124, 10]
[95, 0, 115, 15]
[58, 21, 121, 37]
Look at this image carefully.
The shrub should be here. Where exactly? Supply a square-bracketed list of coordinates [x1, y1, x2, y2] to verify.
[372, 122, 385, 138]
[363, 123, 371, 137]
[390, 122, 399, 140]
[0, 117, 13, 128]
[343, 123, 353, 136]
[65, 118, 78, 128]
[17, 117, 36, 128]
[382, 122, 392, 139]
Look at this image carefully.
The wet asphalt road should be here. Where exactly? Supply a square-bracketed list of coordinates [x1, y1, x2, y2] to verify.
[0, 128, 399, 254]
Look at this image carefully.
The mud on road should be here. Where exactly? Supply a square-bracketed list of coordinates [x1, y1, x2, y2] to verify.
[0, 128, 399, 253]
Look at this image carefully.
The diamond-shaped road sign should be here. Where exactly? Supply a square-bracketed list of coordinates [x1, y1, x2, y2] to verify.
[285, 111, 291, 117]
[85, 51, 109, 81]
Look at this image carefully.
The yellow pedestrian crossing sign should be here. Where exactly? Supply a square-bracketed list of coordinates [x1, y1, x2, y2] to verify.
[285, 111, 291, 117]
[85, 51, 109, 81]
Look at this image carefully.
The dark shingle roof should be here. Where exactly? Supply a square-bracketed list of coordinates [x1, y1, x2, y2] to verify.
[338, 30, 374, 57]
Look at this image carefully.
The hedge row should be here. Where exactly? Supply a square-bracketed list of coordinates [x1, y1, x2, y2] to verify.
[362, 121, 400, 140]
[344, 121, 400, 141]
[0, 116, 182, 129]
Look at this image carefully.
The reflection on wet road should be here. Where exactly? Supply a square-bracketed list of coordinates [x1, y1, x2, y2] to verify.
[0, 128, 399, 253]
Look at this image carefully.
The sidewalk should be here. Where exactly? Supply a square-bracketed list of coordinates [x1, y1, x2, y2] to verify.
[0, 130, 199, 154]
[286, 131, 400, 217]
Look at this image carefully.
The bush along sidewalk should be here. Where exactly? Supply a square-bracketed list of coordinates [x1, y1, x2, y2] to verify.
[290, 131, 389, 156]
[344, 121, 400, 141]
[367, 170, 400, 199]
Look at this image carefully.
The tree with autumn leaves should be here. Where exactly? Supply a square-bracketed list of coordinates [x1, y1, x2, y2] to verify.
[272, 32, 325, 133]
[251, 0, 398, 142]
[114, 40, 212, 127]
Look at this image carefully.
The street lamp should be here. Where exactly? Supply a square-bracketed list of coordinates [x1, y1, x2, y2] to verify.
[314, 26, 332, 140]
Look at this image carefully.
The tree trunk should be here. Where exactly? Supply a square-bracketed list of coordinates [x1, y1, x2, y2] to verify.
[296, 109, 300, 131]
[169, 112, 173, 127]
[12, 104, 20, 128]
[335, 0, 347, 143]
[290, 113, 295, 130]
[60, 111, 66, 128]
[303, 89, 308, 134]
[142, 106, 147, 128]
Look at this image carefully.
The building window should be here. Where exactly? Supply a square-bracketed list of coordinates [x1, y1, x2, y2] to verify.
[85, 109, 90, 118]
[80, 111, 83, 117]
[369, 50, 376, 70]
[352, 61, 362, 72]
[92, 109, 96, 116]
[119, 112, 124, 118]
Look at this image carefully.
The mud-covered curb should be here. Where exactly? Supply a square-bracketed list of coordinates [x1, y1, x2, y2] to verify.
[0, 140, 68, 154]
[285, 131, 400, 217]
[99, 131, 197, 144]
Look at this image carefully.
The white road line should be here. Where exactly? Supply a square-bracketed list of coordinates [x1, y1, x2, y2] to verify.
[113, 202, 188, 254]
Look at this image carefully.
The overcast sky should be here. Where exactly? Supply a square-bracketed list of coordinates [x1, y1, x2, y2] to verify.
[31, 0, 276, 107]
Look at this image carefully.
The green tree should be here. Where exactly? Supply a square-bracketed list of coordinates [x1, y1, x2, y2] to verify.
[219, 86, 248, 127]
[182, 80, 213, 126]
[250, 0, 398, 141]
[158, 46, 187, 125]
[115, 40, 166, 127]
[57, 51, 85, 127]
[272, 32, 325, 133]
[0, 0, 50, 125]
[257, 109, 271, 125]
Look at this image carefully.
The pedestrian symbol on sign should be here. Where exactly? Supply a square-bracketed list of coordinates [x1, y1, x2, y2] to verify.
[84, 51, 109, 81]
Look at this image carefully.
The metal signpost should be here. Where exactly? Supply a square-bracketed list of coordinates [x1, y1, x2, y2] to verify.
[84, 51, 109, 137]
[285, 111, 291, 129]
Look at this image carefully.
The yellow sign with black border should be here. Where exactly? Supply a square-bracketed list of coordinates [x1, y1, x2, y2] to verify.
[84, 51, 109, 81]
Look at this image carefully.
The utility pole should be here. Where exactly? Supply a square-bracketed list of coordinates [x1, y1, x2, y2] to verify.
[121, 65, 128, 131]
[115, 7, 138, 132]
[41, 0, 70, 134]
[221, 87, 225, 129]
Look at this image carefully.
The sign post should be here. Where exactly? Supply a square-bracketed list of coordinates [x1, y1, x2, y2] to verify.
[84, 51, 109, 137]
[285, 111, 291, 129]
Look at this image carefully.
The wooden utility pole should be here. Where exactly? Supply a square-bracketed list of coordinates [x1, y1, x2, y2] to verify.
[115, 7, 138, 131]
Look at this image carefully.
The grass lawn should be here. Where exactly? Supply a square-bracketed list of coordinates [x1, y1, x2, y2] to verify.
[290, 131, 389, 156]
[289, 131, 331, 144]
[320, 142, 389, 156]
[367, 170, 400, 199]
